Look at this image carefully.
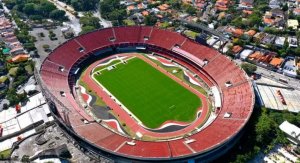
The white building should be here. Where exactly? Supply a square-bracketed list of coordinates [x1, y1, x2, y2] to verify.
[279, 121, 300, 145]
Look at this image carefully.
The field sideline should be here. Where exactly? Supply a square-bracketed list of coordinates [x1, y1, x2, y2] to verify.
[93, 57, 202, 129]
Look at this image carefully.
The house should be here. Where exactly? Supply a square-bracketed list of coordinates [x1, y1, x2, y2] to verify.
[243, 10, 253, 15]
[244, 29, 256, 39]
[287, 19, 299, 30]
[293, 8, 300, 15]
[263, 8, 285, 27]
[225, 27, 244, 37]
[215, 0, 230, 11]
[253, 32, 266, 43]
[157, 4, 169, 11]
[288, 36, 298, 48]
[0, 17, 13, 33]
[275, 36, 286, 47]
[248, 51, 264, 61]
[279, 121, 300, 144]
[231, 45, 243, 54]
[126, 5, 136, 12]
[141, 10, 149, 16]
[269, 0, 282, 9]
[10, 46, 24, 56]
[282, 56, 298, 77]
[239, 49, 253, 60]
[269, 57, 284, 68]
[10, 54, 30, 63]
[239, 0, 254, 9]
[261, 34, 276, 45]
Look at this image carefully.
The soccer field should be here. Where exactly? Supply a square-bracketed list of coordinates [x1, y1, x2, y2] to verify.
[93, 57, 202, 129]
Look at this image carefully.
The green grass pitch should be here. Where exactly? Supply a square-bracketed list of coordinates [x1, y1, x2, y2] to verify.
[93, 57, 202, 129]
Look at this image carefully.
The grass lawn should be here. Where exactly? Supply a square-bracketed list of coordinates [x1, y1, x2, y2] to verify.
[184, 30, 199, 39]
[0, 148, 11, 159]
[94, 58, 201, 128]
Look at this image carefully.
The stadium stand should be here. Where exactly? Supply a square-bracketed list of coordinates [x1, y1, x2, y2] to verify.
[148, 28, 186, 50]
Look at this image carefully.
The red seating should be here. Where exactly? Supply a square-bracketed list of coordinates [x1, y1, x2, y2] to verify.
[40, 71, 68, 91]
[181, 40, 218, 61]
[48, 40, 84, 69]
[138, 26, 153, 42]
[114, 26, 140, 44]
[168, 140, 194, 157]
[221, 82, 253, 119]
[189, 118, 243, 152]
[117, 141, 171, 158]
[75, 28, 114, 52]
[73, 123, 114, 142]
[148, 28, 186, 50]
[96, 134, 129, 151]
[42, 59, 69, 76]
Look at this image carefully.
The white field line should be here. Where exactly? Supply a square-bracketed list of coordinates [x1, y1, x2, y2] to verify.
[92, 56, 136, 76]
[91, 56, 128, 73]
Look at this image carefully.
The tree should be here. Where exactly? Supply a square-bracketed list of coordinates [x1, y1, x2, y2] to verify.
[282, 3, 288, 11]
[66, 0, 98, 11]
[144, 15, 157, 26]
[49, 10, 66, 20]
[100, 0, 127, 22]
[23, 3, 36, 15]
[255, 109, 274, 144]
[185, 5, 197, 15]
[80, 26, 96, 35]
[241, 63, 257, 75]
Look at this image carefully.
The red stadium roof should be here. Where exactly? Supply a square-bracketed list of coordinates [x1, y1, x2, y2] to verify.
[39, 26, 254, 160]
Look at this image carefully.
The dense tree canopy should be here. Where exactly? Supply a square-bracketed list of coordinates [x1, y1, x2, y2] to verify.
[79, 15, 101, 34]
[100, 0, 127, 25]
[241, 63, 257, 75]
[60, 0, 99, 11]
[4, 0, 67, 20]
[144, 15, 157, 26]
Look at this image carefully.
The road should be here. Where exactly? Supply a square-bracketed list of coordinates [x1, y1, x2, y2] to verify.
[47, 0, 81, 35]
[48, 0, 112, 34]
[234, 59, 300, 90]
[93, 10, 112, 28]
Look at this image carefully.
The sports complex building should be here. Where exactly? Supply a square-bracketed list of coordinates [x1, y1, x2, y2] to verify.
[37, 26, 255, 162]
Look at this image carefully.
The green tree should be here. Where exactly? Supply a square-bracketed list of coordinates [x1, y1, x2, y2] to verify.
[282, 3, 288, 11]
[241, 63, 257, 75]
[144, 15, 157, 26]
[49, 10, 67, 20]
[80, 26, 96, 35]
[80, 16, 101, 29]
[185, 5, 197, 15]
[23, 3, 36, 15]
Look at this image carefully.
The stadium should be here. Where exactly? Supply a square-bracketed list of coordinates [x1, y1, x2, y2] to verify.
[38, 26, 255, 162]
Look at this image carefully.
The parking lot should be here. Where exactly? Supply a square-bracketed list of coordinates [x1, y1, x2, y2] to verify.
[29, 27, 68, 65]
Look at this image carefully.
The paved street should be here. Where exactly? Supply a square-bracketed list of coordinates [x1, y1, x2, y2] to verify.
[48, 0, 81, 35]
[234, 59, 300, 90]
